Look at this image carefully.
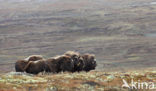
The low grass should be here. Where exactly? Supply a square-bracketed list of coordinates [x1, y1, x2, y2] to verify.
[0, 69, 156, 91]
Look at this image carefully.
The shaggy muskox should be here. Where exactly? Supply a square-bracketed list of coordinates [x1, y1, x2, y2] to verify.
[45, 55, 74, 73]
[64, 51, 85, 72]
[15, 55, 44, 73]
[25, 55, 43, 61]
[55, 55, 74, 72]
[82, 53, 97, 72]
[23, 60, 46, 74]
[15, 60, 29, 72]
[15, 59, 47, 74]
[44, 58, 58, 73]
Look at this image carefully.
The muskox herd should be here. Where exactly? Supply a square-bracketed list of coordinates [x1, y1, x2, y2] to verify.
[15, 51, 97, 74]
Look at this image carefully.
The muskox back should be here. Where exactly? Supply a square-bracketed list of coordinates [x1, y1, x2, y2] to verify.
[15, 60, 29, 72]
[25, 55, 43, 61]
[45, 55, 74, 73]
[64, 51, 80, 57]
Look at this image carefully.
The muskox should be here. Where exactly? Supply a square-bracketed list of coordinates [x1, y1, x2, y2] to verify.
[15, 60, 29, 72]
[56, 55, 74, 72]
[82, 53, 97, 72]
[44, 58, 59, 73]
[23, 60, 46, 74]
[15, 55, 44, 73]
[25, 55, 43, 61]
[45, 55, 74, 73]
[64, 51, 85, 72]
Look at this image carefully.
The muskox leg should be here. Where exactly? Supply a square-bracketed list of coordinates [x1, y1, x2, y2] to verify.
[45, 63, 54, 73]
[42, 70, 45, 75]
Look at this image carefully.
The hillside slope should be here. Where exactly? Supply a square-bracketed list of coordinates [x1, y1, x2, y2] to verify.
[0, 0, 156, 72]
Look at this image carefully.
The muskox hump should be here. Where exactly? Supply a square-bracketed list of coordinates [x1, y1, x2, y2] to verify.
[64, 51, 80, 59]
[25, 55, 43, 61]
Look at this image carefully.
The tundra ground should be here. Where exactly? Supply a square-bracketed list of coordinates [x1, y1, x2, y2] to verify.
[1, 69, 156, 91]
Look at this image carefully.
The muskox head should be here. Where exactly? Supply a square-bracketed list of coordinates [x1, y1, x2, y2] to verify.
[64, 51, 85, 72]
[82, 53, 97, 72]
[25, 55, 43, 61]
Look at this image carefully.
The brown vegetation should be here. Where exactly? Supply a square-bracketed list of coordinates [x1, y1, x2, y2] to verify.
[1, 69, 156, 91]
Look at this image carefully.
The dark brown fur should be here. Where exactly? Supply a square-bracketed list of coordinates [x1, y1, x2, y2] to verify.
[82, 53, 97, 72]
[15, 60, 29, 72]
[56, 55, 74, 72]
[44, 58, 60, 73]
[45, 55, 74, 73]
[64, 51, 84, 72]
[24, 60, 46, 74]
[15, 52, 97, 74]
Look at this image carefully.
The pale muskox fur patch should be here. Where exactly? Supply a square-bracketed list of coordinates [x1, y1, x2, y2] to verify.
[25, 55, 44, 61]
